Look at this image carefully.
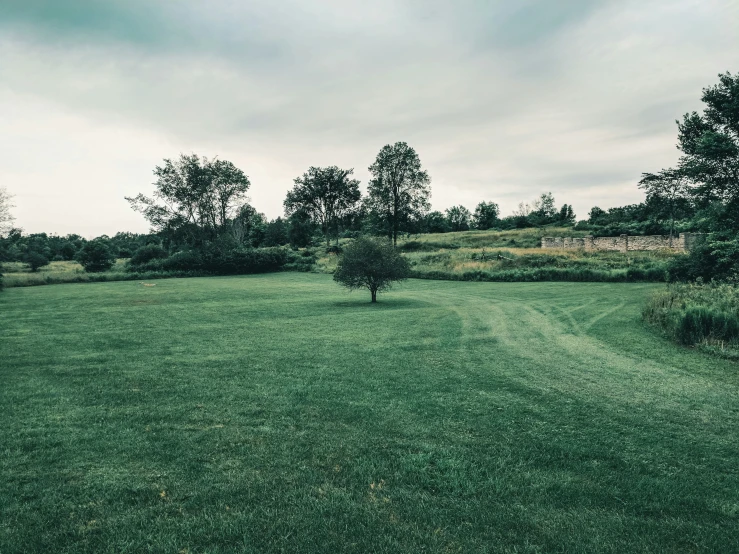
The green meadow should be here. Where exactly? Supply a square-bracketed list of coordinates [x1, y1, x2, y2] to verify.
[1, 274, 738, 553]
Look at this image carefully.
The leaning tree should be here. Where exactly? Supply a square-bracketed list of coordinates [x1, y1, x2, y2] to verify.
[366, 142, 431, 246]
[333, 237, 410, 303]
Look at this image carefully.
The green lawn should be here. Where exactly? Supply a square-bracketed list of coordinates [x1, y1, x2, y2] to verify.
[1, 274, 737, 553]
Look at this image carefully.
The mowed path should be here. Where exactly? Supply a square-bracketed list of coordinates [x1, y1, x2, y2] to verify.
[1, 274, 737, 553]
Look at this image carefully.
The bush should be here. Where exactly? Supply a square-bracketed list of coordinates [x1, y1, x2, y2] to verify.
[129, 244, 168, 266]
[667, 235, 738, 282]
[76, 240, 115, 273]
[161, 250, 203, 271]
[25, 252, 50, 272]
[399, 241, 461, 252]
[334, 237, 410, 302]
[125, 247, 309, 275]
[326, 244, 343, 255]
[643, 282, 739, 353]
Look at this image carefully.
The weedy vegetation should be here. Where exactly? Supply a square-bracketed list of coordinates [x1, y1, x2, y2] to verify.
[643, 281, 739, 358]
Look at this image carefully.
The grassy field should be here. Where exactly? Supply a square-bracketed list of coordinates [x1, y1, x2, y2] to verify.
[2, 260, 131, 287]
[1, 275, 738, 553]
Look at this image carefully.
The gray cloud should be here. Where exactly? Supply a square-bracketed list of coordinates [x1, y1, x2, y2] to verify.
[0, 0, 737, 235]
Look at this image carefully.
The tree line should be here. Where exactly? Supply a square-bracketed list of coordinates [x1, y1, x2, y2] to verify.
[0, 71, 736, 283]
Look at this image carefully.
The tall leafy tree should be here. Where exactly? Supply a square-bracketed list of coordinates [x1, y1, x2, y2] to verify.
[557, 204, 576, 225]
[284, 166, 361, 246]
[445, 205, 471, 231]
[472, 201, 499, 230]
[126, 154, 250, 246]
[366, 142, 431, 246]
[638, 169, 690, 242]
[673, 71, 739, 229]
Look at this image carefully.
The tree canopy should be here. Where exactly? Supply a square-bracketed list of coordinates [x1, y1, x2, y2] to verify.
[126, 154, 251, 246]
[673, 71, 739, 230]
[445, 205, 471, 232]
[366, 142, 431, 245]
[333, 237, 410, 302]
[473, 201, 499, 230]
[284, 166, 361, 246]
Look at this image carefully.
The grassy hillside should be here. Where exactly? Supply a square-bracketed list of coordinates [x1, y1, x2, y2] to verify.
[1, 275, 737, 552]
[396, 227, 590, 249]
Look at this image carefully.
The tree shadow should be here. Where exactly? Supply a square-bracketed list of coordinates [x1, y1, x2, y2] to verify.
[331, 297, 429, 310]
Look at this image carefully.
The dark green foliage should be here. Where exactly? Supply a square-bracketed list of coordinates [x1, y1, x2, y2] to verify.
[263, 217, 289, 247]
[325, 244, 343, 255]
[366, 142, 431, 245]
[125, 247, 311, 275]
[445, 205, 471, 231]
[76, 240, 115, 272]
[333, 237, 411, 301]
[472, 201, 499, 230]
[284, 166, 361, 246]
[286, 210, 316, 248]
[25, 251, 50, 272]
[667, 234, 738, 282]
[421, 211, 450, 233]
[557, 204, 576, 225]
[160, 250, 203, 271]
[399, 240, 461, 252]
[129, 244, 168, 266]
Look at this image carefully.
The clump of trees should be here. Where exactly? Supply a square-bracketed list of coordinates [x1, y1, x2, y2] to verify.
[284, 166, 361, 246]
[333, 237, 410, 302]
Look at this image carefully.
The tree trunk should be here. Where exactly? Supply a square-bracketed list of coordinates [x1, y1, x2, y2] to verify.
[371, 289, 377, 303]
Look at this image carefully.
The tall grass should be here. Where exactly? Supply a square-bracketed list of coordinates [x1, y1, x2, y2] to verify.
[643, 282, 739, 356]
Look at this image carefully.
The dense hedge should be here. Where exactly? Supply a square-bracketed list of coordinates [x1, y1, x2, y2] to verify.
[128, 247, 315, 275]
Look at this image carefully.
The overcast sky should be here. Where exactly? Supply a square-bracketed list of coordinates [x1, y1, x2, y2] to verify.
[1, 0, 737, 237]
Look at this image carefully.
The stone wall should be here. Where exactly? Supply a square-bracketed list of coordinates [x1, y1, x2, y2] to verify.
[541, 233, 704, 252]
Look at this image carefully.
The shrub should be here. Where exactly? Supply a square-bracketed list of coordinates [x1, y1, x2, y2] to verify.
[25, 252, 50, 272]
[326, 244, 343, 255]
[76, 240, 115, 273]
[643, 282, 739, 353]
[667, 235, 738, 282]
[161, 250, 203, 271]
[334, 237, 410, 302]
[129, 244, 168, 266]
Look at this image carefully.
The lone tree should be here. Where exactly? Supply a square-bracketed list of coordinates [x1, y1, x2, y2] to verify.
[284, 166, 361, 246]
[366, 142, 431, 246]
[333, 237, 410, 302]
